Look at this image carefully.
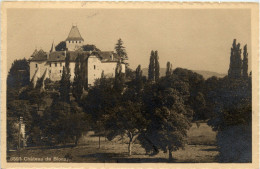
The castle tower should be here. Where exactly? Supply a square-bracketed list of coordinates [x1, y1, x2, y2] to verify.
[66, 25, 84, 51]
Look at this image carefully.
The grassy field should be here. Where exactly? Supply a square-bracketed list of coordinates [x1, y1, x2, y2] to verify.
[7, 123, 218, 163]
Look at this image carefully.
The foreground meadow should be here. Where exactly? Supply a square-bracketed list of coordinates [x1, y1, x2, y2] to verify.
[7, 123, 218, 163]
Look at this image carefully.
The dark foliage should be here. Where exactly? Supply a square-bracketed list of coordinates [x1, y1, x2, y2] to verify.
[115, 38, 127, 59]
[148, 51, 155, 81]
[72, 57, 83, 102]
[55, 41, 67, 51]
[7, 58, 30, 89]
[82, 44, 101, 52]
[59, 54, 71, 103]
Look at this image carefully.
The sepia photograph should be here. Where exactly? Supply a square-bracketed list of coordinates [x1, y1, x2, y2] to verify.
[1, 2, 259, 168]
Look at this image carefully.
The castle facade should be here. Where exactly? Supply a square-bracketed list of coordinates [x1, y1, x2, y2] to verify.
[29, 25, 126, 87]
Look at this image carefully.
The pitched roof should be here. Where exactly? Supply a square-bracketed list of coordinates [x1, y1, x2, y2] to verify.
[66, 26, 84, 41]
[99, 51, 120, 62]
[48, 51, 90, 62]
[30, 49, 47, 61]
[48, 52, 66, 62]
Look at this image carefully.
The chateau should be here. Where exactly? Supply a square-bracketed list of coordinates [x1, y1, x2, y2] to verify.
[29, 25, 127, 87]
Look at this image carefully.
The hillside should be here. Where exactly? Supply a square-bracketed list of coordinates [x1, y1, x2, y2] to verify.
[142, 68, 226, 79]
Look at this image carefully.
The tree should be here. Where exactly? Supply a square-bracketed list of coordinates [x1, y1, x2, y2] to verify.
[115, 38, 127, 60]
[148, 51, 155, 81]
[55, 41, 66, 51]
[207, 77, 252, 162]
[135, 65, 144, 93]
[114, 62, 125, 94]
[125, 67, 135, 81]
[82, 76, 119, 148]
[228, 39, 242, 78]
[154, 51, 160, 82]
[82, 44, 101, 52]
[72, 57, 83, 102]
[172, 68, 206, 121]
[166, 62, 173, 77]
[7, 58, 30, 89]
[141, 80, 193, 160]
[42, 92, 89, 146]
[104, 100, 147, 156]
[242, 45, 248, 78]
[59, 53, 71, 103]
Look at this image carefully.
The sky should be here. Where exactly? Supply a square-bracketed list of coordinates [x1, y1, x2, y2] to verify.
[7, 9, 251, 74]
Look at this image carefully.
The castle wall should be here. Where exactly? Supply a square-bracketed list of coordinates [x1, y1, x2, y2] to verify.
[30, 57, 126, 87]
[30, 61, 47, 81]
[101, 62, 126, 77]
[88, 56, 102, 86]
[48, 62, 64, 81]
[101, 62, 117, 77]
[48, 62, 76, 82]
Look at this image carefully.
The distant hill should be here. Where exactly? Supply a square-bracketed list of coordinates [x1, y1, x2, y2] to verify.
[142, 68, 226, 79]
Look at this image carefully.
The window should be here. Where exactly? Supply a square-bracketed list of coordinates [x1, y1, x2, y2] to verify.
[94, 65, 96, 70]
[49, 70, 51, 73]
[60, 70, 62, 73]
[35, 64, 38, 68]
[72, 41, 74, 43]
[79, 41, 81, 43]
[49, 63, 51, 67]
[55, 63, 57, 67]
[60, 63, 62, 66]
[76, 41, 77, 43]
[69, 41, 70, 43]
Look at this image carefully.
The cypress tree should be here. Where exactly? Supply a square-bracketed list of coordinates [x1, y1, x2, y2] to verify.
[72, 56, 83, 102]
[242, 45, 248, 78]
[235, 43, 242, 78]
[154, 50, 160, 82]
[114, 61, 125, 93]
[166, 61, 172, 77]
[148, 51, 155, 81]
[59, 53, 71, 103]
[228, 39, 242, 78]
[228, 39, 237, 78]
[135, 65, 143, 92]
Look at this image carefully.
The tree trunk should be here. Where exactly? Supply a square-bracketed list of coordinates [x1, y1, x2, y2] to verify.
[75, 135, 79, 146]
[128, 140, 132, 156]
[168, 150, 173, 161]
[98, 136, 101, 149]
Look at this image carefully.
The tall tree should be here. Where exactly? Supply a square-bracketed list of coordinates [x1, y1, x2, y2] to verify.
[7, 58, 30, 89]
[114, 61, 125, 93]
[135, 65, 144, 92]
[207, 77, 252, 162]
[228, 39, 242, 78]
[115, 38, 127, 60]
[242, 45, 248, 78]
[166, 62, 172, 77]
[154, 51, 160, 82]
[59, 53, 71, 103]
[141, 80, 193, 160]
[104, 101, 147, 156]
[148, 50, 155, 81]
[72, 56, 83, 102]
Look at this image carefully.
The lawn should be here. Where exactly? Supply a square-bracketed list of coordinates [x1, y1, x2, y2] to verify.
[7, 123, 218, 163]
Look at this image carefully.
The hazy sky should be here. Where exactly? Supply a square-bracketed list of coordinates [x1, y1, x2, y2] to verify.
[7, 9, 251, 74]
